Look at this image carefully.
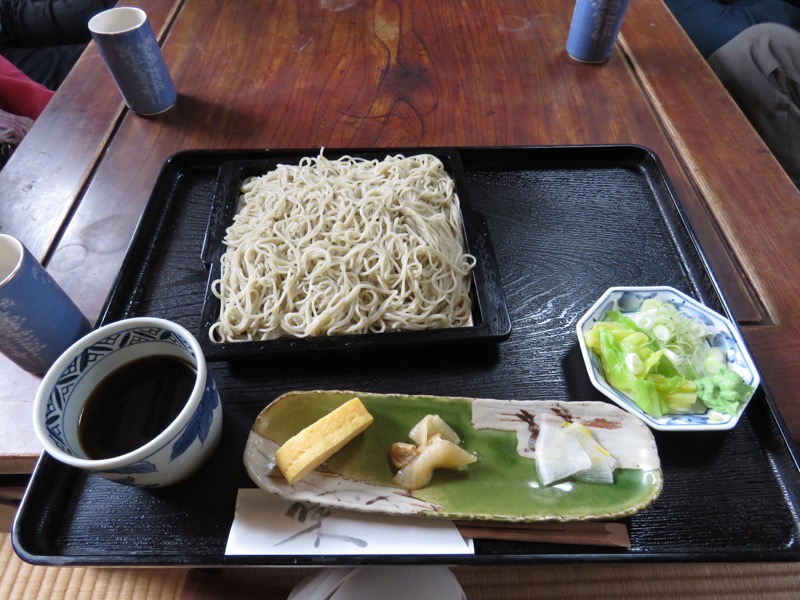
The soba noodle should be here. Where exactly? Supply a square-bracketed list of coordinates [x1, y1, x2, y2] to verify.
[209, 152, 476, 342]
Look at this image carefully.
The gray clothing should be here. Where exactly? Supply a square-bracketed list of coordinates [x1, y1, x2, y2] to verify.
[709, 23, 800, 186]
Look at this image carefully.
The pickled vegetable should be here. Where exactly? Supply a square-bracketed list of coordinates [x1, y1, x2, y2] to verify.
[585, 299, 752, 417]
[390, 415, 477, 490]
[535, 422, 617, 486]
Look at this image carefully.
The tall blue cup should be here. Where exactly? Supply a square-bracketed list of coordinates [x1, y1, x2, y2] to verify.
[0, 234, 91, 374]
[566, 0, 631, 64]
[89, 7, 177, 115]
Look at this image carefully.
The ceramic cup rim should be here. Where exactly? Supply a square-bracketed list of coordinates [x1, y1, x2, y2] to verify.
[88, 6, 147, 36]
[0, 234, 24, 288]
[33, 317, 208, 470]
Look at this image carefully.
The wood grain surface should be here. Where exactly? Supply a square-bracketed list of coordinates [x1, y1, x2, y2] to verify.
[0, 0, 795, 463]
[50, 0, 756, 321]
[0, 0, 181, 262]
[618, 3, 800, 446]
[44, 0, 800, 447]
[0, 0, 184, 471]
[1, 1, 800, 593]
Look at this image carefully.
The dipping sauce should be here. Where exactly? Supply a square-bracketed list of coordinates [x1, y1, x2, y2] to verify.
[78, 355, 197, 460]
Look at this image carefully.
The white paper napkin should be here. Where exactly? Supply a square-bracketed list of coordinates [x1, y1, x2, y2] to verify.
[225, 488, 474, 556]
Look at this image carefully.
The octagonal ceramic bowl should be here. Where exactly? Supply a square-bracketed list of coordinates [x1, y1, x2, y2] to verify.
[576, 286, 760, 431]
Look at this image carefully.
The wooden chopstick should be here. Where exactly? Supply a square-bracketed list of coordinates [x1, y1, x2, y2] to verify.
[453, 520, 630, 548]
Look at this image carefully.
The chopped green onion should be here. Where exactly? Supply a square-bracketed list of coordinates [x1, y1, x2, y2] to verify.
[703, 347, 726, 374]
[651, 323, 672, 342]
[584, 297, 750, 418]
[625, 353, 644, 374]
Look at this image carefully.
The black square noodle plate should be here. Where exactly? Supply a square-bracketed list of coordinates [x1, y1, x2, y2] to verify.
[13, 146, 800, 567]
[198, 149, 512, 359]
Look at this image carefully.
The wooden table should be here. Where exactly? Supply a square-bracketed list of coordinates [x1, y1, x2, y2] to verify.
[1, 0, 799, 595]
[3, 0, 799, 468]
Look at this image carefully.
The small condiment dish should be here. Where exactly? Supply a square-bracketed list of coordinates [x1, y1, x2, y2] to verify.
[576, 286, 760, 431]
[33, 317, 222, 487]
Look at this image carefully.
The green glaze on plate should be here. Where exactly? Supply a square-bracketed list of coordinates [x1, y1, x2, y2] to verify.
[244, 390, 663, 522]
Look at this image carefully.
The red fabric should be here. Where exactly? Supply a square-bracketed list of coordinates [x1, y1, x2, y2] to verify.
[0, 55, 54, 119]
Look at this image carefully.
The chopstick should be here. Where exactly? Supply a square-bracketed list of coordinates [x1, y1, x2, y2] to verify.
[453, 520, 630, 548]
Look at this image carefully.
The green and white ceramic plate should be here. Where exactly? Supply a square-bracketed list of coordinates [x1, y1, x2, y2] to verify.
[244, 390, 663, 522]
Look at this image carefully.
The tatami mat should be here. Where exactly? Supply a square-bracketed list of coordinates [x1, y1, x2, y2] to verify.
[0, 503, 185, 600]
[4, 530, 800, 600]
[179, 563, 800, 600]
[2, 490, 799, 600]
[0, 539, 185, 600]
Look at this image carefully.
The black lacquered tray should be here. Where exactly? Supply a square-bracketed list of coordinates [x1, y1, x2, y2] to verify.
[13, 146, 800, 566]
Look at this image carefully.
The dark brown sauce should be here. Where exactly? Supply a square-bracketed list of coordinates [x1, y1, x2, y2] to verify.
[78, 355, 196, 460]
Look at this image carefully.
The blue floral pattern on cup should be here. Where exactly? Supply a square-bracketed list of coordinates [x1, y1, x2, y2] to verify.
[35, 319, 223, 487]
[44, 326, 195, 454]
[171, 376, 220, 461]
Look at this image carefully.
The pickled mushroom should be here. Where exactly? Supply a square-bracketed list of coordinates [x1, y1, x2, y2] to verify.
[390, 415, 478, 490]
[408, 414, 461, 446]
[389, 442, 419, 469]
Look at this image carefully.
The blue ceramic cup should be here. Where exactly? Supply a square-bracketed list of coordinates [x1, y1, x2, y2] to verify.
[566, 0, 630, 64]
[33, 317, 223, 488]
[0, 234, 91, 374]
[88, 7, 177, 115]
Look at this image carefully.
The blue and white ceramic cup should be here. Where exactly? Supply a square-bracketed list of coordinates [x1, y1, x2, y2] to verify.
[33, 318, 223, 488]
[566, 0, 631, 64]
[88, 7, 177, 115]
[0, 234, 91, 374]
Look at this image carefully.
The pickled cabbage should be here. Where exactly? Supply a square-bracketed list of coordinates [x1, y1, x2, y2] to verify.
[585, 300, 750, 417]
